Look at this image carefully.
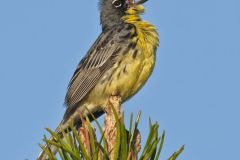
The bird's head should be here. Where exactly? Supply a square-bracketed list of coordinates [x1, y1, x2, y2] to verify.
[99, 0, 147, 30]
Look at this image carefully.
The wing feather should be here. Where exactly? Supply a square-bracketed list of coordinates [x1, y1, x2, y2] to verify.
[64, 27, 129, 108]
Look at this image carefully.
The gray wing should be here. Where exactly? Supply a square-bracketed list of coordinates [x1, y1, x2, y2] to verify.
[64, 27, 130, 108]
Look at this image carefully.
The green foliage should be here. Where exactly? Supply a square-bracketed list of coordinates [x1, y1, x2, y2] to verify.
[40, 112, 184, 160]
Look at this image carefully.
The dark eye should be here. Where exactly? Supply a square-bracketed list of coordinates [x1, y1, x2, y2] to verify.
[112, 0, 122, 8]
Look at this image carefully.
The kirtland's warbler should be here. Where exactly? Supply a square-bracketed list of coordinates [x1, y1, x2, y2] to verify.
[38, 0, 159, 159]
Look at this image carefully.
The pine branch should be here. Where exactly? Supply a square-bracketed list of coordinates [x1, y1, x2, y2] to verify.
[40, 96, 184, 160]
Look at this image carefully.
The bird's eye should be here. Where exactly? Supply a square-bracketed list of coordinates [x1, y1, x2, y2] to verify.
[112, 0, 122, 8]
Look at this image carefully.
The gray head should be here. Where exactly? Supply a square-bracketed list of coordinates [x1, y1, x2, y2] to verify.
[99, 0, 134, 31]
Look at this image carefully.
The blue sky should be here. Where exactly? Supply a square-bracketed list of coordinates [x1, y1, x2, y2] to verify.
[0, 0, 239, 159]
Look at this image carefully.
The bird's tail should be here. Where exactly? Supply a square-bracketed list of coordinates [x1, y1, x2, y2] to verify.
[37, 107, 103, 159]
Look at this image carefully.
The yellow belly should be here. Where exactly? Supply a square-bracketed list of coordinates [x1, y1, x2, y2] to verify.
[86, 45, 155, 109]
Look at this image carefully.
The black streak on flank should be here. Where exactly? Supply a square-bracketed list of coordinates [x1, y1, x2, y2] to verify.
[123, 65, 127, 74]
[117, 71, 121, 79]
[132, 50, 138, 59]
[128, 42, 137, 50]
[131, 30, 137, 38]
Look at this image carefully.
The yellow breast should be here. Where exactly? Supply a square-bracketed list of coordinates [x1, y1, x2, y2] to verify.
[122, 4, 159, 98]
[101, 4, 159, 101]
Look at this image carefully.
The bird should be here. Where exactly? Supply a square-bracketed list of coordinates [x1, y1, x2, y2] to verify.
[38, 0, 159, 159]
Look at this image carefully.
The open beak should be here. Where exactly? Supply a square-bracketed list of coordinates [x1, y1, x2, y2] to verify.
[126, 0, 148, 5]
[125, 0, 135, 5]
